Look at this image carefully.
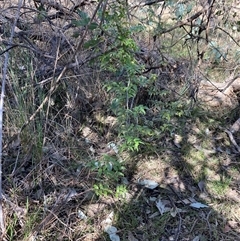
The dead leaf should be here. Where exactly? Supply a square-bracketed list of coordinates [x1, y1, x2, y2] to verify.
[156, 199, 165, 215]
[128, 231, 139, 241]
[139, 179, 158, 189]
[170, 207, 178, 217]
[156, 199, 170, 215]
[102, 212, 120, 241]
[170, 207, 179, 217]
[109, 233, 120, 241]
[78, 210, 87, 220]
[198, 180, 205, 192]
[192, 236, 200, 241]
[190, 202, 208, 208]
[104, 226, 120, 241]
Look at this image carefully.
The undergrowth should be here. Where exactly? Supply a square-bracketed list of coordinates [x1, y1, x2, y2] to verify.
[0, 0, 240, 240]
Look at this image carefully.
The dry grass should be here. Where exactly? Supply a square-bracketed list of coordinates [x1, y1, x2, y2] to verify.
[0, 1, 240, 241]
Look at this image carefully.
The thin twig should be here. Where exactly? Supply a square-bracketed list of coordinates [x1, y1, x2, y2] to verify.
[189, 219, 198, 233]
[168, 195, 182, 241]
[206, 210, 213, 241]
[217, 26, 240, 48]
[224, 129, 240, 153]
